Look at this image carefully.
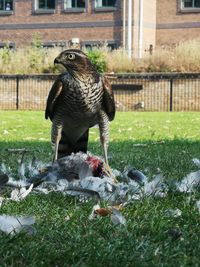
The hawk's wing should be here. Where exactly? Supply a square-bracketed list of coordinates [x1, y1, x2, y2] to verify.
[45, 78, 63, 120]
[102, 76, 115, 121]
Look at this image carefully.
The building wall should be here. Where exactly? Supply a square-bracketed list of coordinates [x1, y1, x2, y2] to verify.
[132, 0, 156, 57]
[0, 0, 200, 53]
[156, 0, 200, 46]
[0, 0, 122, 47]
[132, 0, 140, 57]
[142, 0, 156, 54]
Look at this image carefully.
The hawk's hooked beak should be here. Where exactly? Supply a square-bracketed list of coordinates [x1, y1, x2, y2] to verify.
[54, 58, 60, 65]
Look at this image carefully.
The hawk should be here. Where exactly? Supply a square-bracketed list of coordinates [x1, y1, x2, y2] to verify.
[45, 49, 115, 166]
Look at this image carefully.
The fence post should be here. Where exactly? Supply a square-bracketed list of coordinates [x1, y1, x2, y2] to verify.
[169, 78, 173, 112]
[16, 75, 19, 110]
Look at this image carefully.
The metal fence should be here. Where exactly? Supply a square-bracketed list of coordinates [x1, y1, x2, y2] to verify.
[0, 73, 200, 111]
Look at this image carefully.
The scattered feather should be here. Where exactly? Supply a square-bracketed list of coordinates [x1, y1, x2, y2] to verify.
[176, 170, 200, 192]
[89, 204, 101, 220]
[10, 184, 33, 202]
[132, 143, 148, 147]
[143, 174, 168, 198]
[1, 152, 200, 215]
[18, 162, 26, 178]
[3, 130, 9, 135]
[33, 187, 50, 194]
[95, 208, 112, 217]
[0, 197, 4, 207]
[65, 187, 100, 200]
[89, 204, 124, 222]
[7, 177, 30, 188]
[123, 166, 148, 185]
[165, 208, 182, 218]
[64, 215, 70, 221]
[133, 141, 165, 147]
[6, 148, 30, 153]
[0, 215, 35, 235]
[196, 200, 200, 213]
[56, 179, 69, 191]
[192, 158, 200, 167]
[112, 168, 121, 178]
[80, 176, 115, 199]
[110, 208, 126, 226]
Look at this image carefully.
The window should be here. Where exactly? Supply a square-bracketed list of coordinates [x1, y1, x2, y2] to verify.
[107, 43, 117, 51]
[0, 42, 15, 49]
[41, 41, 67, 48]
[95, 0, 116, 8]
[0, 0, 13, 11]
[95, 0, 117, 11]
[35, 0, 55, 10]
[82, 41, 117, 51]
[182, 0, 200, 8]
[64, 0, 85, 9]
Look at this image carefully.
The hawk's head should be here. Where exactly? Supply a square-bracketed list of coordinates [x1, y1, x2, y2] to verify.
[54, 49, 97, 78]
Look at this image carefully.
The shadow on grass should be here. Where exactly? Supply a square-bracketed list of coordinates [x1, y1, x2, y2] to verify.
[1, 138, 200, 180]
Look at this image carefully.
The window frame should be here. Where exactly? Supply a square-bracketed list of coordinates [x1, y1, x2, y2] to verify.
[34, 0, 56, 14]
[63, 0, 86, 13]
[0, 42, 15, 49]
[0, 0, 14, 15]
[179, 0, 200, 13]
[94, 0, 117, 12]
[81, 40, 118, 51]
[40, 41, 68, 48]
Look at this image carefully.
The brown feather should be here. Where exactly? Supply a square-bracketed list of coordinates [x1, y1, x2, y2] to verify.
[45, 78, 63, 120]
[102, 76, 115, 121]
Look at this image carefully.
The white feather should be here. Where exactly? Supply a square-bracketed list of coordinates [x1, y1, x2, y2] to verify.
[0, 215, 35, 235]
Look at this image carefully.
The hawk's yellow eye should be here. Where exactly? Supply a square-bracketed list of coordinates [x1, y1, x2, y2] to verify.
[67, 54, 75, 60]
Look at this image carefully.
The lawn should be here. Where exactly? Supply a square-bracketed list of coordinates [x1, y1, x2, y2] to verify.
[0, 111, 200, 267]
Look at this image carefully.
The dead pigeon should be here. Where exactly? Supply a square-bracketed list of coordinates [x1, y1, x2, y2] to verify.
[28, 152, 108, 187]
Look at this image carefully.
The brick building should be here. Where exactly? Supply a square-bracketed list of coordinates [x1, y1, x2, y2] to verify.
[0, 0, 200, 57]
[157, 1, 200, 47]
[0, 0, 122, 50]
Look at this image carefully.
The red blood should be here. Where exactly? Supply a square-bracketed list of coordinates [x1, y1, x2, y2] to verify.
[86, 156, 104, 177]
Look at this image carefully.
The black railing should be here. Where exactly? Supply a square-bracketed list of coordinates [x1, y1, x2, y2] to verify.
[0, 73, 200, 111]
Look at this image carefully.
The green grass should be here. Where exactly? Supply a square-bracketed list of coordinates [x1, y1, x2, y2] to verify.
[0, 111, 200, 267]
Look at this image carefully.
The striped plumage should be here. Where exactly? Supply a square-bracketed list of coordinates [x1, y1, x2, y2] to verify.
[45, 49, 115, 164]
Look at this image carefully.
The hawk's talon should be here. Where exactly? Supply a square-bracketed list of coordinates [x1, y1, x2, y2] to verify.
[103, 162, 118, 183]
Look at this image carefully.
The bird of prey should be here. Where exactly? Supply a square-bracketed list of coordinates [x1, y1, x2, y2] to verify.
[45, 49, 115, 166]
